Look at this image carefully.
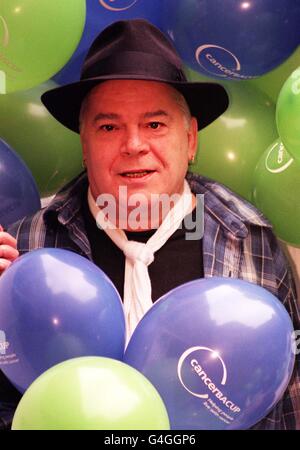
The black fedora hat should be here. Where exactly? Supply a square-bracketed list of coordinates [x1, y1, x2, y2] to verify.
[42, 19, 229, 132]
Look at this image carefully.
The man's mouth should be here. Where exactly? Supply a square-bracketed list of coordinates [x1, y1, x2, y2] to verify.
[120, 170, 156, 178]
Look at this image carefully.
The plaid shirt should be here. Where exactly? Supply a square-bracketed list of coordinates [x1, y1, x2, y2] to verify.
[2, 171, 300, 430]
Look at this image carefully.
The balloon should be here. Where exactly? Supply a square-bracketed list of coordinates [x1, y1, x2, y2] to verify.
[276, 67, 300, 162]
[53, 0, 164, 85]
[252, 138, 300, 246]
[187, 68, 277, 201]
[0, 249, 125, 393]
[161, 0, 300, 79]
[0, 0, 86, 93]
[246, 46, 300, 103]
[125, 277, 295, 430]
[11, 357, 170, 430]
[0, 81, 82, 196]
[0, 138, 40, 228]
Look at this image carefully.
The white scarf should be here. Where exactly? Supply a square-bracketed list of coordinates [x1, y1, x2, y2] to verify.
[88, 181, 194, 344]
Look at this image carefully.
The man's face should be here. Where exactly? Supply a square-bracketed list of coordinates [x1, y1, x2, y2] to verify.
[81, 80, 198, 207]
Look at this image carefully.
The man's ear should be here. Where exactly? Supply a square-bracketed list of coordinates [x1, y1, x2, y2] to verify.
[188, 117, 198, 161]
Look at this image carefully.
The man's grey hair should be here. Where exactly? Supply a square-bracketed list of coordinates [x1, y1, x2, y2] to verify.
[170, 88, 192, 130]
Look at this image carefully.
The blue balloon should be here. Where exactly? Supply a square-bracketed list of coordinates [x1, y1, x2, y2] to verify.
[161, 0, 300, 79]
[53, 0, 164, 85]
[124, 277, 295, 430]
[0, 248, 125, 393]
[0, 138, 41, 228]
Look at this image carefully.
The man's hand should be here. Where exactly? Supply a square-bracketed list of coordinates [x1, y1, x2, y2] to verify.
[0, 225, 19, 275]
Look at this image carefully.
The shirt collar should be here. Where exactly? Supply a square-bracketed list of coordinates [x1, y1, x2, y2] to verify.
[43, 171, 88, 226]
[186, 172, 272, 239]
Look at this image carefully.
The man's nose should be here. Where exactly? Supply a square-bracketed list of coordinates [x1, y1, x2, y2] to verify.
[121, 128, 149, 156]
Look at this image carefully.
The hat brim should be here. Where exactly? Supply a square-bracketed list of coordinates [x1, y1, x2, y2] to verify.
[41, 76, 229, 133]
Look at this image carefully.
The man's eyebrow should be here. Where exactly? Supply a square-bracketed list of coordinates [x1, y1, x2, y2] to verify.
[143, 110, 170, 119]
[93, 113, 120, 122]
[92, 110, 170, 123]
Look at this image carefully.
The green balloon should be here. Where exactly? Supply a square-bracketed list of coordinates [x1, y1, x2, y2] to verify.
[0, 0, 86, 93]
[12, 357, 170, 430]
[187, 68, 278, 201]
[252, 138, 300, 246]
[0, 81, 82, 196]
[276, 66, 300, 163]
[246, 46, 300, 103]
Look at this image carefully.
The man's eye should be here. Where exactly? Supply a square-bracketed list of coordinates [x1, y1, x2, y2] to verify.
[99, 124, 116, 131]
[148, 122, 162, 130]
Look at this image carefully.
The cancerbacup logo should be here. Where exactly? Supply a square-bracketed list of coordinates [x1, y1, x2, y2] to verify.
[177, 346, 240, 414]
[291, 67, 300, 95]
[0, 15, 9, 47]
[0, 330, 9, 355]
[195, 44, 253, 80]
[99, 0, 138, 11]
[265, 141, 294, 174]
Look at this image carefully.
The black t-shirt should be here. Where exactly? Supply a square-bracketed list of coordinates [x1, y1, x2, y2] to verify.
[82, 193, 204, 302]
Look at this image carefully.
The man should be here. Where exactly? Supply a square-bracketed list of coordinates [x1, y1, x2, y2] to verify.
[0, 20, 299, 430]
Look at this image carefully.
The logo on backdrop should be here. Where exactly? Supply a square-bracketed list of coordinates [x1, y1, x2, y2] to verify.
[265, 141, 294, 174]
[0, 15, 9, 47]
[99, 0, 138, 11]
[0, 330, 9, 355]
[177, 346, 240, 416]
[195, 44, 252, 80]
